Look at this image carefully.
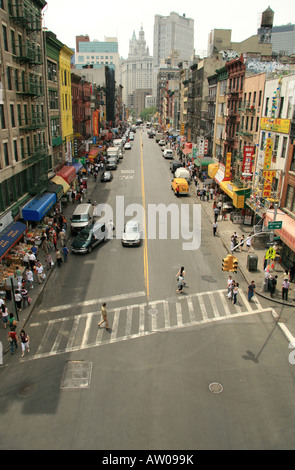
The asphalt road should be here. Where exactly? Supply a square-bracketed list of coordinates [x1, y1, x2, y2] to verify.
[1, 129, 295, 451]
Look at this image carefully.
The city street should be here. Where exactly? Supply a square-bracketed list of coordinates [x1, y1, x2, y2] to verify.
[1, 130, 295, 450]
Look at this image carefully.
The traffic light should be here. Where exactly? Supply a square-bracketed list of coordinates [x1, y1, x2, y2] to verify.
[232, 256, 238, 273]
[222, 256, 230, 271]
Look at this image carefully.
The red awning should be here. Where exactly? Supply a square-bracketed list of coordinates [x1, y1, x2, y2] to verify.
[56, 165, 76, 184]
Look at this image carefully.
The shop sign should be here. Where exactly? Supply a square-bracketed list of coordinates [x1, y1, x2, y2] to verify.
[261, 118, 291, 134]
[263, 138, 273, 170]
[262, 170, 276, 198]
[215, 164, 225, 184]
[181, 123, 185, 135]
[93, 111, 99, 137]
[232, 193, 245, 209]
[242, 146, 255, 179]
[224, 152, 231, 180]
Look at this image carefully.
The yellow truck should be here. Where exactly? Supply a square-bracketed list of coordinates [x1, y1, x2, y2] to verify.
[171, 178, 189, 197]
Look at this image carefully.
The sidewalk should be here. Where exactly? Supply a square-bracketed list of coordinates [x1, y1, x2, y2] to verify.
[0, 172, 99, 356]
[190, 182, 295, 307]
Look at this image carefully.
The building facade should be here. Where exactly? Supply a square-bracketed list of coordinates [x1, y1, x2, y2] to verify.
[0, 0, 49, 221]
[121, 27, 153, 107]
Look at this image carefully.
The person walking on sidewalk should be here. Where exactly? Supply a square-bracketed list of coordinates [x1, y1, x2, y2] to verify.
[98, 303, 111, 331]
[213, 221, 218, 236]
[7, 328, 18, 355]
[282, 278, 290, 301]
[20, 329, 30, 357]
[56, 249, 63, 267]
[232, 282, 239, 305]
[246, 236, 252, 252]
[248, 281, 256, 302]
[62, 245, 69, 262]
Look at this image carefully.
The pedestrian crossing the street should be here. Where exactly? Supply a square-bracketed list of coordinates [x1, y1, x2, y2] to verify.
[27, 289, 271, 361]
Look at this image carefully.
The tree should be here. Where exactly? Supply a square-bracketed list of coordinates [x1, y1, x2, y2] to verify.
[140, 106, 157, 122]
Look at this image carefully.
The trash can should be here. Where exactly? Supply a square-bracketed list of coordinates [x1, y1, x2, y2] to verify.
[247, 254, 258, 272]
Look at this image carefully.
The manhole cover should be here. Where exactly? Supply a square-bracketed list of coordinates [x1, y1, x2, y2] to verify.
[17, 383, 37, 398]
[148, 308, 158, 316]
[61, 361, 93, 391]
[209, 382, 223, 394]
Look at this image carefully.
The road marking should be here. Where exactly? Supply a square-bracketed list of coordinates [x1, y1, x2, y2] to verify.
[38, 291, 146, 314]
[22, 307, 274, 362]
[81, 315, 92, 348]
[186, 298, 195, 323]
[209, 293, 220, 317]
[140, 131, 149, 299]
[67, 317, 80, 350]
[219, 292, 231, 317]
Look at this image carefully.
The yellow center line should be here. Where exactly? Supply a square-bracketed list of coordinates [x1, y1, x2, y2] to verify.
[140, 130, 149, 300]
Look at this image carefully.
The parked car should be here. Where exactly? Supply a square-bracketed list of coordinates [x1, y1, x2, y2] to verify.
[100, 171, 113, 182]
[170, 161, 183, 174]
[158, 139, 166, 146]
[121, 221, 142, 247]
[71, 222, 107, 254]
[163, 149, 173, 159]
[124, 142, 131, 150]
[106, 157, 117, 170]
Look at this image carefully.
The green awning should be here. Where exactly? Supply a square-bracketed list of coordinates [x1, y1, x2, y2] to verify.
[195, 157, 215, 166]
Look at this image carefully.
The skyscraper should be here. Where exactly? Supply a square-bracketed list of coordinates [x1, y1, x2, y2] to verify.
[153, 12, 194, 67]
[121, 27, 153, 106]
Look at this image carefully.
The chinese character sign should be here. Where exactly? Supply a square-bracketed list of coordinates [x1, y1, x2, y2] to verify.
[262, 170, 275, 198]
[264, 138, 273, 170]
[224, 152, 231, 180]
[242, 146, 255, 179]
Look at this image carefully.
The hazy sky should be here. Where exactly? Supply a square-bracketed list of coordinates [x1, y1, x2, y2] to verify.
[42, 0, 295, 59]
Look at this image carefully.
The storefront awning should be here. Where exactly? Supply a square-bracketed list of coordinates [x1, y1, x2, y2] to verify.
[56, 165, 76, 184]
[46, 182, 64, 199]
[51, 175, 70, 194]
[72, 162, 83, 173]
[208, 163, 219, 179]
[195, 157, 215, 167]
[22, 193, 57, 222]
[220, 181, 250, 209]
[0, 221, 27, 260]
[264, 210, 295, 252]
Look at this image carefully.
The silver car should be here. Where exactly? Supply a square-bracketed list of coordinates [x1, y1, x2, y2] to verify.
[121, 221, 142, 247]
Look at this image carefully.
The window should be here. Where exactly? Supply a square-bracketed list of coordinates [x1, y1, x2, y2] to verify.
[2, 25, 8, 51]
[10, 104, 15, 127]
[281, 136, 288, 158]
[0, 0, 4, 10]
[258, 90, 262, 107]
[13, 140, 18, 162]
[3, 142, 9, 166]
[0, 104, 6, 129]
[265, 97, 269, 116]
[10, 29, 16, 54]
[7, 66, 12, 90]
[255, 116, 259, 133]
[278, 97, 284, 119]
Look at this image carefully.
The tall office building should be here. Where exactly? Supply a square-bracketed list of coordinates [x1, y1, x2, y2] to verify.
[271, 24, 295, 56]
[153, 12, 194, 67]
[74, 36, 120, 77]
[121, 27, 153, 106]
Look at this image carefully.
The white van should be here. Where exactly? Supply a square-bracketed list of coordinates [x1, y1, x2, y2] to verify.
[163, 149, 173, 159]
[70, 203, 94, 234]
[174, 168, 191, 183]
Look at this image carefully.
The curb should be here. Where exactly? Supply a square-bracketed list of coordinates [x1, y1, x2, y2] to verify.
[190, 184, 295, 308]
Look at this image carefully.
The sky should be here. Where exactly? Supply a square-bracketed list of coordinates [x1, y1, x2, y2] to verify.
[42, 0, 295, 59]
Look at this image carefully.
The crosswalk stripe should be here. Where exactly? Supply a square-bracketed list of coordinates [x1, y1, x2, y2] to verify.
[81, 315, 92, 348]
[176, 302, 183, 326]
[67, 317, 80, 350]
[198, 294, 208, 320]
[125, 306, 132, 336]
[186, 298, 195, 323]
[209, 293, 220, 317]
[25, 288, 271, 361]
[110, 308, 120, 339]
[139, 305, 145, 334]
[219, 292, 231, 317]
